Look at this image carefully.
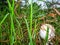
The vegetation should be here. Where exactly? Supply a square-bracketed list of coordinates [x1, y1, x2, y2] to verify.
[0, 0, 60, 45]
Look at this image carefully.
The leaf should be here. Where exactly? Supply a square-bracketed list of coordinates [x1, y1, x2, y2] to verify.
[0, 13, 9, 26]
[45, 26, 49, 45]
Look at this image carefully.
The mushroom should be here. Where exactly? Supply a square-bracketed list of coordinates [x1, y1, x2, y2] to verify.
[39, 24, 55, 45]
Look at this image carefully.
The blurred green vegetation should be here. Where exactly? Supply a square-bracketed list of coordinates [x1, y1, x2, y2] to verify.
[0, 0, 60, 45]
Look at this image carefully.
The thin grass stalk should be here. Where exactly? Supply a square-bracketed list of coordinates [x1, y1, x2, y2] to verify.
[29, 0, 33, 45]
[10, 13, 15, 45]
[10, 7, 15, 45]
[7, 0, 15, 45]
[7, 0, 12, 11]
[11, 4, 16, 39]
[45, 27, 49, 45]
[30, 0, 33, 33]
[12, 0, 14, 9]
[0, 13, 9, 26]
[24, 17, 33, 45]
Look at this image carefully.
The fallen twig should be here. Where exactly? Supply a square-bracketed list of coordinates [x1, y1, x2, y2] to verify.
[53, 8, 60, 15]
[0, 40, 9, 43]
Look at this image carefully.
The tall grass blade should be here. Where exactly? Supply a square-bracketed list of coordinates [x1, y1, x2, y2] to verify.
[7, 0, 16, 45]
[0, 13, 9, 26]
[7, 0, 12, 11]
[30, 0, 33, 33]
[45, 27, 49, 45]
[24, 17, 33, 45]
[29, 0, 33, 45]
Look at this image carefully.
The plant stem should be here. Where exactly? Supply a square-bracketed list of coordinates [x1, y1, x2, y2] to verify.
[7, 0, 16, 45]
[29, 0, 33, 45]
[45, 27, 49, 45]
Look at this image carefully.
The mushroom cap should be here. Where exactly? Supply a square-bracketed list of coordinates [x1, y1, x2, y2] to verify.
[39, 24, 55, 41]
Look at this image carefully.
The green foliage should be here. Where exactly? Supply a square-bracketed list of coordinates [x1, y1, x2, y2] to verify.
[0, 0, 60, 45]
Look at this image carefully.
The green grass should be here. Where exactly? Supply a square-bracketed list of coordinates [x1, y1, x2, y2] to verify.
[29, 0, 33, 45]
[45, 27, 49, 45]
[7, 0, 15, 45]
[24, 0, 33, 44]
[0, 13, 9, 45]
[0, 13, 9, 26]
[0, 0, 60, 45]
[24, 0, 34, 45]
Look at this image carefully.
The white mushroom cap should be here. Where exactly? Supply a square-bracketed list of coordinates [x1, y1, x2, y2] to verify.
[39, 24, 55, 41]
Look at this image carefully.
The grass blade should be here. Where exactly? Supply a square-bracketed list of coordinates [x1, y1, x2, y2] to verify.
[45, 27, 49, 45]
[0, 13, 9, 26]
[24, 17, 33, 45]
[7, 0, 16, 45]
